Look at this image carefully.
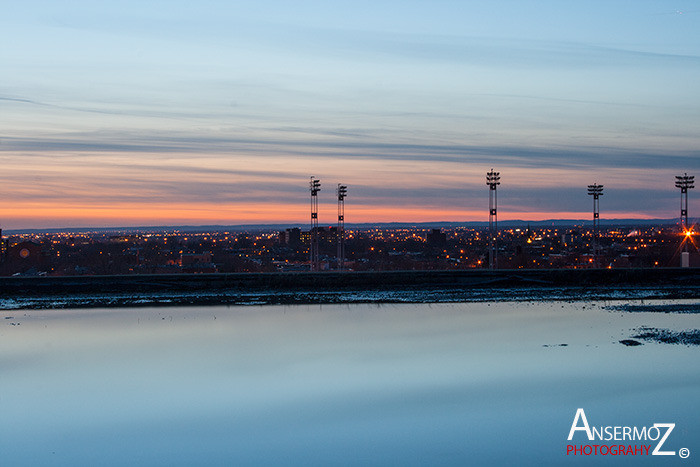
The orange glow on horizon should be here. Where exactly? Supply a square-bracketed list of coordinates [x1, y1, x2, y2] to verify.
[0, 149, 686, 230]
[0, 200, 663, 230]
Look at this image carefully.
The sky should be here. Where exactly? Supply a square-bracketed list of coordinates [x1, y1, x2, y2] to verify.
[1, 0, 699, 229]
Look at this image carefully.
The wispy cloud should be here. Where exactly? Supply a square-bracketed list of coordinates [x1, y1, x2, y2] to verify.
[0, 96, 47, 105]
[2, 132, 698, 171]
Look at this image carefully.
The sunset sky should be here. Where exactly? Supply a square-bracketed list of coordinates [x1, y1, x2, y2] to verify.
[2, 1, 699, 229]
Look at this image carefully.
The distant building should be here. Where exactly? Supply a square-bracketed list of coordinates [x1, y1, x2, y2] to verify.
[427, 229, 447, 248]
[301, 227, 336, 244]
[179, 251, 217, 273]
[280, 227, 301, 246]
[110, 235, 137, 243]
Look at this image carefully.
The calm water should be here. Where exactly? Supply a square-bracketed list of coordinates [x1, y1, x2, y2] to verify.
[1, 301, 699, 466]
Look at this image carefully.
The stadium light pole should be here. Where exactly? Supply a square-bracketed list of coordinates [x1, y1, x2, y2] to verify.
[309, 177, 321, 271]
[675, 173, 695, 267]
[486, 169, 500, 269]
[337, 184, 347, 271]
[587, 183, 604, 267]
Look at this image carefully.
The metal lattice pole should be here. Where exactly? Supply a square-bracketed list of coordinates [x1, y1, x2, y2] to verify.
[675, 173, 695, 266]
[587, 183, 603, 267]
[676, 173, 694, 233]
[486, 169, 500, 269]
[309, 177, 321, 271]
[337, 184, 347, 271]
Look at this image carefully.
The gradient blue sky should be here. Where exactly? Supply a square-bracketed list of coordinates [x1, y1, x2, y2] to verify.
[1, 1, 699, 228]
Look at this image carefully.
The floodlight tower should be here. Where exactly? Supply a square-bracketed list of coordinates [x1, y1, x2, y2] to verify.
[587, 183, 604, 267]
[486, 169, 500, 269]
[675, 173, 694, 232]
[309, 177, 321, 271]
[337, 184, 347, 271]
[675, 173, 695, 267]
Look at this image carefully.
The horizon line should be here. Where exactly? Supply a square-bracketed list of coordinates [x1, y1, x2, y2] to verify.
[1, 217, 691, 235]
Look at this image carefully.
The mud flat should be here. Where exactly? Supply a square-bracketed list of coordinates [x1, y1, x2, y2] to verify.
[605, 303, 700, 314]
[631, 327, 700, 345]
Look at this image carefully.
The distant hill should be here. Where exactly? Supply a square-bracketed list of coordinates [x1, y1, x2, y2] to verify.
[3, 218, 689, 235]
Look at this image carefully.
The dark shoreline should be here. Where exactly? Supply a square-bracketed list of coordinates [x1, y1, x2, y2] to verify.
[1, 268, 699, 309]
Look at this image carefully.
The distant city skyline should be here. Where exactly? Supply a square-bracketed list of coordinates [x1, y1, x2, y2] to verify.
[1, 1, 699, 229]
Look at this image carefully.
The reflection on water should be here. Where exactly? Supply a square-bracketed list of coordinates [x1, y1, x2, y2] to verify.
[1, 301, 699, 466]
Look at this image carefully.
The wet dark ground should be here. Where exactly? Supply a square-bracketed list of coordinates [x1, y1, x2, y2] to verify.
[608, 302, 700, 346]
[606, 303, 700, 314]
[631, 327, 700, 345]
[1, 268, 699, 310]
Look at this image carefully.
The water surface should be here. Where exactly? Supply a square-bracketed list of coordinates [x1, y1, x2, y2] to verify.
[1, 301, 698, 465]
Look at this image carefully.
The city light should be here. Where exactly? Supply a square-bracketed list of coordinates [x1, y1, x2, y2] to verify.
[0, 223, 689, 275]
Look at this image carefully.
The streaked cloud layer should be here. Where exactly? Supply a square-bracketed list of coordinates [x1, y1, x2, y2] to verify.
[1, 0, 699, 229]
